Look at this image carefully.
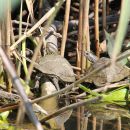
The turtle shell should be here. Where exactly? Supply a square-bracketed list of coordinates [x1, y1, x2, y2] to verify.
[36, 55, 75, 82]
[85, 57, 129, 87]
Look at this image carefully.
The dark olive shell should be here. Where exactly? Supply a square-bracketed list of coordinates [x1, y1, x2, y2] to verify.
[85, 57, 129, 87]
[36, 55, 75, 82]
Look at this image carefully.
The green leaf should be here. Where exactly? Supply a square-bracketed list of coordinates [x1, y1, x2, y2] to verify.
[0, 0, 20, 19]
[118, 58, 128, 66]
[102, 88, 128, 105]
[79, 84, 129, 106]
[0, 111, 10, 121]
[105, 30, 128, 65]
[0, 120, 9, 129]
[104, 30, 114, 58]
[79, 84, 100, 96]
[112, 0, 130, 61]
[20, 78, 32, 96]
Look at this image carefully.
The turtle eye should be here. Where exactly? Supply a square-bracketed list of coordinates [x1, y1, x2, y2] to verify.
[84, 51, 89, 56]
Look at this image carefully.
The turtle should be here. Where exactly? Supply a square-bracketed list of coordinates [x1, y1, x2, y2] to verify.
[34, 54, 75, 90]
[33, 55, 74, 128]
[84, 51, 130, 87]
[37, 81, 72, 129]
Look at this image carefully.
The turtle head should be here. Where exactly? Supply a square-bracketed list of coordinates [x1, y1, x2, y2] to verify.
[84, 51, 99, 63]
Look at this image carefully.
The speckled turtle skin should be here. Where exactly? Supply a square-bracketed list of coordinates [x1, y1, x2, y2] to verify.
[85, 57, 130, 87]
[35, 55, 75, 82]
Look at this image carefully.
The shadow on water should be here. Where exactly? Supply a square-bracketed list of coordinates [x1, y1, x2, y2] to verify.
[65, 114, 130, 130]
[6, 111, 130, 130]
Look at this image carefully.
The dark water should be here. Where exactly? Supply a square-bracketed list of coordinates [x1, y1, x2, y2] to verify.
[65, 116, 130, 130]
[6, 113, 130, 130]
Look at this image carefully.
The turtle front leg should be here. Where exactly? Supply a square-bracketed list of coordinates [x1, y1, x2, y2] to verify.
[52, 77, 60, 91]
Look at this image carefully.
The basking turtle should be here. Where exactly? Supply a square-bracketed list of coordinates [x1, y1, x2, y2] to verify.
[34, 54, 75, 89]
[37, 81, 72, 129]
[84, 51, 130, 87]
[33, 55, 74, 128]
